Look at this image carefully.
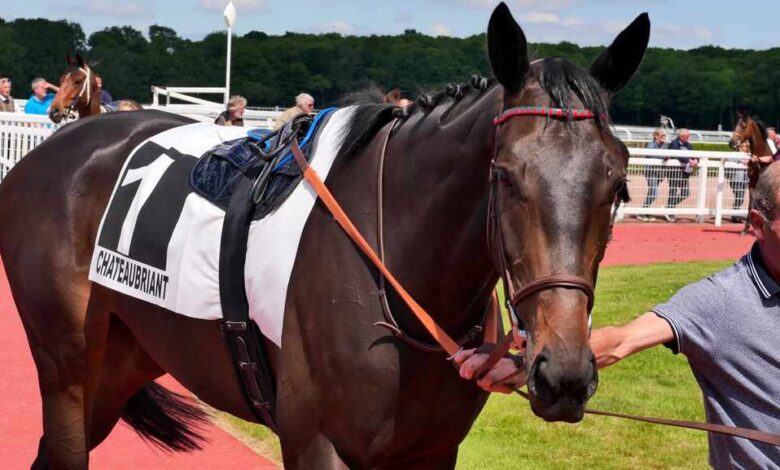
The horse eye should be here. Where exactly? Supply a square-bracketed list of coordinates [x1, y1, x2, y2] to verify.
[496, 169, 514, 188]
[614, 179, 630, 203]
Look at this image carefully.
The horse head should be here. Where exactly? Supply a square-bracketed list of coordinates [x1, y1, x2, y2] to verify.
[49, 53, 99, 123]
[487, 3, 649, 422]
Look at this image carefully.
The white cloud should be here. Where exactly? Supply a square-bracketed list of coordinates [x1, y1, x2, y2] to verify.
[309, 21, 356, 35]
[431, 22, 452, 36]
[520, 12, 582, 27]
[81, 0, 152, 17]
[449, 0, 580, 11]
[199, 0, 269, 14]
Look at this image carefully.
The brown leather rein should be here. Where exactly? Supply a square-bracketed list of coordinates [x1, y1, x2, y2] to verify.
[288, 110, 780, 447]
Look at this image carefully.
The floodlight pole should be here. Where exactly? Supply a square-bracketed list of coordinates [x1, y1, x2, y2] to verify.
[224, 1, 236, 105]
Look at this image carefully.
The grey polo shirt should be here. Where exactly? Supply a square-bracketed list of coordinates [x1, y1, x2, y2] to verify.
[652, 243, 780, 469]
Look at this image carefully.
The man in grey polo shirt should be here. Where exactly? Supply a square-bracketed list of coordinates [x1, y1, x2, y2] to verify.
[456, 164, 780, 468]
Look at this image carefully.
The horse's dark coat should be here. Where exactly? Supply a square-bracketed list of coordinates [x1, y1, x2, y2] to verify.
[0, 3, 650, 468]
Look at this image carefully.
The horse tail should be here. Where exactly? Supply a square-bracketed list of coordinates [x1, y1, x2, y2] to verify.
[121, 382, 210, 452]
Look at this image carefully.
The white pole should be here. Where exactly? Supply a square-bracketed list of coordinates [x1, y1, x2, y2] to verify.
[223, 1, 237, 106]
[225, 27, 232, 105]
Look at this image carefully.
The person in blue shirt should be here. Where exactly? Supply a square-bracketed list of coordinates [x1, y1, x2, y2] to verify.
[24, 77, 59, 115]
[664, 128, 697, 222]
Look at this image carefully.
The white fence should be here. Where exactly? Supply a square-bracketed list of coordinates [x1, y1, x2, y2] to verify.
[0, 111, 753, 226]
[0, 113, 61, 180]
[621, 148, 750, 226]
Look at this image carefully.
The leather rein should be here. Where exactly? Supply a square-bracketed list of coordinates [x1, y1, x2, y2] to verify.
[288, 107, 780, 447]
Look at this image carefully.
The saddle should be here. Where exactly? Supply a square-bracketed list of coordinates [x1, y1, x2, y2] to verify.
[202, 108, 336, 431]
[191, 110, 333, 220]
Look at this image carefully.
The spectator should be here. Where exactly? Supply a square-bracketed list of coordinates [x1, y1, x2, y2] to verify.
[0, 77, 14, 112]
[637, 128, 667, 222]
[273, 93, 314, 130]
[768, 127, 777, 155]
[95, 75, 113, 106]
[726, 141, 750, 223]
[665, 128, 697, 222]
[116, 100, 143, 111]
[455, 163, 780, 468]
[214, 95, 246, 127]
[24, 78, 59, 115]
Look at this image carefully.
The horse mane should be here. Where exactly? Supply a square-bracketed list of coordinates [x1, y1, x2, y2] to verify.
[751, 116, 768, 141]
[338, 76, 495, 159]
[337, 58, 609, 159]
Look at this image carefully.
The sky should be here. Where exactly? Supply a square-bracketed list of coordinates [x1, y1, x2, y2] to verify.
[2, 0, 779, 50]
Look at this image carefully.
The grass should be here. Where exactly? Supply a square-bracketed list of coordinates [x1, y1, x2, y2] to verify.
[217, 261, 732, 468]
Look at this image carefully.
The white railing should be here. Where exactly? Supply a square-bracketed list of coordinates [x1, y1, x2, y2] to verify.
[610, 125, 733, 144]
[0, 112, 61, 180]
[621, 148, 749, 226]
[148, 86, 281, 128]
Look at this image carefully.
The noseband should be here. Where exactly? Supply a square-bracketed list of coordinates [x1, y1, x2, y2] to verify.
[490, 106, 603, 331]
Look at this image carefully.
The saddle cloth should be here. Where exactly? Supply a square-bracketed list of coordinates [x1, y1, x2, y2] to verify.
[88, 108, 354, 346]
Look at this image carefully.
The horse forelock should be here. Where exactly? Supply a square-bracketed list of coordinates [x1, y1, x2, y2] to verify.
[533, 57, 610, 131]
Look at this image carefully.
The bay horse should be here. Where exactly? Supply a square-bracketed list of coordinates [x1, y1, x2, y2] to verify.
[0, 4, 649, 468]
[48, 53, 101, 123]
[729, 112, 774, 232]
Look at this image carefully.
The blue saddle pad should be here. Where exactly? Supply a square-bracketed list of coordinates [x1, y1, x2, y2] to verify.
[190, 108, 336, 220]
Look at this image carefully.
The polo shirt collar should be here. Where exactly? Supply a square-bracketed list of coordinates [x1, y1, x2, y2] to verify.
[746, 242, 780, 299]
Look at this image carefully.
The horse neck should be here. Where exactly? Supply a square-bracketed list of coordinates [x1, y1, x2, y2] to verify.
[381, 86, 501, 335]
[749, 122, 772, 156]
[78, 84, 101, 117]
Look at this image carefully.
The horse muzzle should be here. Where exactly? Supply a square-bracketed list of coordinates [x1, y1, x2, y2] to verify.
[49, 107, 64, 124]
[526, 347, 598, 423]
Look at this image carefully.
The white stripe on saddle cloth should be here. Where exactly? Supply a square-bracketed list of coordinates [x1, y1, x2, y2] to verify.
[89, 107, 355, 347]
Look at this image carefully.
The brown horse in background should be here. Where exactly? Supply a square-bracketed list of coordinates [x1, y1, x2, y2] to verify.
[0, 3, 650, 468]
[48, 53, 101, 123]
[729, 112, 774, 232]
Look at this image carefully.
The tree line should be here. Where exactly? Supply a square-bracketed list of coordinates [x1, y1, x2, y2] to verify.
[1, 17, 778, 129]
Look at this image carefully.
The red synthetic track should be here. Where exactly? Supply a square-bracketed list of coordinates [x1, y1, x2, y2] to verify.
[0, 222, 753, 468]
[0, 260, 278, 469]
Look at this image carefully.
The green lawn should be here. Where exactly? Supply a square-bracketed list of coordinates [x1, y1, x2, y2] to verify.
[218, 261, 731, 468]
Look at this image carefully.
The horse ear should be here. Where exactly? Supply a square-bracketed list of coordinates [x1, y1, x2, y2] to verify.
[590, 13, 650, 95]
[66, 52, 74, 66]
[487, 2, 529, 94]
[76, 53, 86, 68]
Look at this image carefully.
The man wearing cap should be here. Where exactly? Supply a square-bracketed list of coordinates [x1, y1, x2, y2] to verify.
[0, 77, 14, 113]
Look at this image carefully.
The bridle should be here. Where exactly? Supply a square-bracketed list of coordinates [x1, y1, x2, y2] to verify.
[62, 66, 93, 120]
[489, 106, 610, 335]
[287, 109, 780, 447]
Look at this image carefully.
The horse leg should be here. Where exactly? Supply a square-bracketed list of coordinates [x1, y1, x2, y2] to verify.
[83, 299, 166, 452]
[279, 432, 348, 470]
[15, 283, 92, 470]
[376, 450, 459, 470]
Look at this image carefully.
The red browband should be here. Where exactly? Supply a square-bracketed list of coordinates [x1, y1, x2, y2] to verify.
[494, 106, 601, 125]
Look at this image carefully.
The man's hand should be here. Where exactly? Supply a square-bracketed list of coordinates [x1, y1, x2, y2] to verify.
[453, 349, 527, 394]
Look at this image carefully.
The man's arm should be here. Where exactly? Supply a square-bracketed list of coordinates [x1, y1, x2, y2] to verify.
[589, 312, 674, 369]
[455, 312, 675, 393]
